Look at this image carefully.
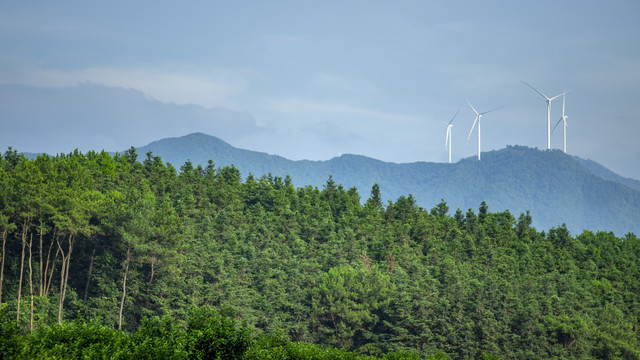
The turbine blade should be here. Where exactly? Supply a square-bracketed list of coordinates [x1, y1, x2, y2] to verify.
[466, 100, 479, 116]
[449, 108, 461, 125]
[467, 117, 478, 142]
[521, 80, 549, 100]
[549, 91, 565, 101]
[552, 118, 562, 133]
[445, 127, 451, 148]
[562, 92, 566, 115]
[480, 106, 503, 115]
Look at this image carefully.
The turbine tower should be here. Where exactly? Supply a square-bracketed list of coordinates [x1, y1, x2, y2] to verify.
[466, 101, 501, 160]
[552, 92, 569, 153]
[443, 109, 460, 164]
[521, 81, 565, 150]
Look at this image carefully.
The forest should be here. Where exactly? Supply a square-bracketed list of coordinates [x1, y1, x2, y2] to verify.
[0, 147, 639, 359]
[133, 133, 640, 236]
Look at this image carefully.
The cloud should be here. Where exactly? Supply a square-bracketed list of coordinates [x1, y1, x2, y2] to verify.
[0, 83, 267, 154]
[0, 65, 245, 108]
[265, 96, 419, 124]
[301, 120, 362, 145]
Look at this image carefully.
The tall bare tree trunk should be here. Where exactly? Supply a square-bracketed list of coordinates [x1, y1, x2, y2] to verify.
[62, 235, 72, 314]
[83, 241, 97, 302]
[17, 218, 28, 323]
[56, 240, 66, 325]
[119, 245, 131, 330]
[57, 233, 73, 324]
[39, 226, 43, 297]
[145, 254, 157, 308]
[45, 246, 58, 297]
[29, 233, 34, 331]
[43, 230, 58, 297]
[0, 228, 7, 307]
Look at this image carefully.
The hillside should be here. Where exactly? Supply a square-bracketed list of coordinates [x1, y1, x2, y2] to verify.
[1, 149, 639, 359]
[137, 133, 640, 236]
[573, 156, 640, 192]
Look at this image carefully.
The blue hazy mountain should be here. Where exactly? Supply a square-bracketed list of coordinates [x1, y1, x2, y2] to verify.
[573, 156, 640, 192]
[136, 132, 640, 236]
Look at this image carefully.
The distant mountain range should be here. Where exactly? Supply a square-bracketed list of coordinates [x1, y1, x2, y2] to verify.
[126, 132, 640, 236]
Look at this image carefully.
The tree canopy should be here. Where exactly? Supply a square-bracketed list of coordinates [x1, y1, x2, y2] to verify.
[1, 148, 639, 359]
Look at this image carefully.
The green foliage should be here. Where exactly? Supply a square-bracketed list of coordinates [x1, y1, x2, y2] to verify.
[137, 134, 640, 235]
[246, 333, 448, 360]
[312, 264, 394, 349]
[126, 315, 188, 360]
[0, 308, 23, 359]
[2, 148, 640, 359]
[3, 307, 453, 360]
[185, 307, 252, 360]
[20, 316, 127, 359]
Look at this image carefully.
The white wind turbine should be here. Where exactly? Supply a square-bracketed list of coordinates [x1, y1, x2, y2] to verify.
[521, 81, 565, 150]
[443, 109, 460, 164]
[466, 101, 501, 160]
[552, 92, 569, 153]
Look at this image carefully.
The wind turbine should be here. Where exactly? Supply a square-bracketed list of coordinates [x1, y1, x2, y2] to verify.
[466, 101, 501, 160]
[443, 109, 460, 164]
[552, 92, 569, 153]
[521, 81, 565, 150]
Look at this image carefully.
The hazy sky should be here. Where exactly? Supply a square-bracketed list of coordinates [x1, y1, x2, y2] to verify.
[1, 1, 640, 179]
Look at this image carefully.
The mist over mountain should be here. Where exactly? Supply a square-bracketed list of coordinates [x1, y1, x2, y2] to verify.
[136, 133, 640, 236]
[0, 84, 265, 154]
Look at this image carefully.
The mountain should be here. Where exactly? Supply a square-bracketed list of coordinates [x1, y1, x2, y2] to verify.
[573, 156, 640, 192]
[135, 133, 640, 236]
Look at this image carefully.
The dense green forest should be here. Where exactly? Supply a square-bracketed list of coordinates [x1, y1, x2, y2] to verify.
[134, 133, 640, 235]
[1, 147, 639, 359]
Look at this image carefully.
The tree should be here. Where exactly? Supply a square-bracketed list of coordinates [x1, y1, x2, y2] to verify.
[0, 214, 16, 308]
[0, 155, 19, 309]
[1, 148, 639, 359]
[311, 264, 394, 350]
[478, 201, 488, 224]
[365, 183, 384, 211]
[50, 155, 101, 324]
[431, 199, 449, 218]
[118, 178, 156, 329]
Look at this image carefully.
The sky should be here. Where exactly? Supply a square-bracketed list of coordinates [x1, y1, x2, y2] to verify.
[1, 1, 640, 179]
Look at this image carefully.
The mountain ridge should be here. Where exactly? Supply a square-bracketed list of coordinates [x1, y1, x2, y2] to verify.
[15, 132, 640, 235]
[573, 155, 640, 192]
[131, 132, 640, 236]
